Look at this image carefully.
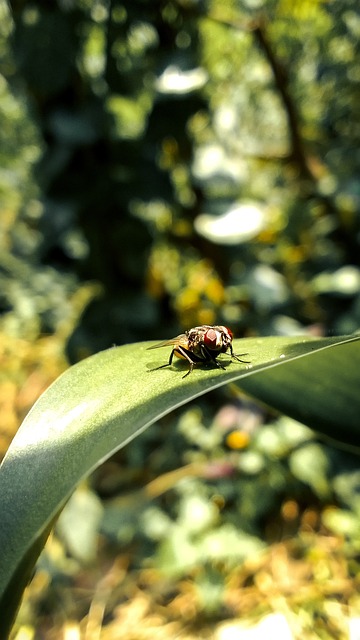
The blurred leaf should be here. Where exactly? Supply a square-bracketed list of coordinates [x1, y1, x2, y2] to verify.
[289, 443, 330, 499]
[56, 486, 103, 564]
[0, 333, 359, 636]
[322, 507, 360, 539]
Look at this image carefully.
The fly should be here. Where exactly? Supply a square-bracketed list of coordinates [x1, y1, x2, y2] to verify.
[148, 325, 249, 378]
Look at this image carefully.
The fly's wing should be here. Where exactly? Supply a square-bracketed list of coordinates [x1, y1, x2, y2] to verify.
[147, 334, 187, 350]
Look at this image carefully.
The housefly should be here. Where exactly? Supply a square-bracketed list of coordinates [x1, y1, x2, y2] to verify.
[148, 325, 249, 378]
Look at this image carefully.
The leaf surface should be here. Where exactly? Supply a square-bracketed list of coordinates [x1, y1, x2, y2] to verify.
[0, 334, 359, 636]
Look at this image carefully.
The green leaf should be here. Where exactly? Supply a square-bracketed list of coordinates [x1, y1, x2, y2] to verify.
[289, 443, 330, 499]
[0, 333, 359, 637]
[236, 335, 360, 449]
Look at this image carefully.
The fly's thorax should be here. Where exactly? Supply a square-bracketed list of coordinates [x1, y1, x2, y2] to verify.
[186, 326, 207, 354]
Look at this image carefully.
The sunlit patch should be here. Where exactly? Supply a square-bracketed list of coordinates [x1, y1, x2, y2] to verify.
[194, 202, 268, 245]
[155, 66, 208, 95]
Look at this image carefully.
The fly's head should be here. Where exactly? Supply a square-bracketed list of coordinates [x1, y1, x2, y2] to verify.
[187, 325, 234, 355]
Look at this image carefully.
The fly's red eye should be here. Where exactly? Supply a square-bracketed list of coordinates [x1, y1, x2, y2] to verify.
[225, 327, 233, 340]
[204, 328, 218, 348]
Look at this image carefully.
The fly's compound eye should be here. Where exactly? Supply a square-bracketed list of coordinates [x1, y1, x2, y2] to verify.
[204, 328, 219, 349]
[224, 327, 233, 340]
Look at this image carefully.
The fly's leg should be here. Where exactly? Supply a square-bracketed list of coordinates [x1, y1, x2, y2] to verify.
[150, 347, 176, 371]
[151, 346, 197, 377]
[199, 344, 250, 369]
[229, 345, 250, 363]
[176, 346, 197, 378]
[200, 345, 226, 370]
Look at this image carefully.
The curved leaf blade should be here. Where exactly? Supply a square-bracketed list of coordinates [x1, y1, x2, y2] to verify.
[0, 334, 359, 636]
[237, 336, 360, 448]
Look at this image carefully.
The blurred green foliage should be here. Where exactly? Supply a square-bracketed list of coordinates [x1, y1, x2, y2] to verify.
[2, 0, 360, 355]
[2, 0, 360, 635]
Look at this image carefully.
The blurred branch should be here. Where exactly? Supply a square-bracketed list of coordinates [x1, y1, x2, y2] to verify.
[207, 11, 320, 185]
[251, 20, 314, 182]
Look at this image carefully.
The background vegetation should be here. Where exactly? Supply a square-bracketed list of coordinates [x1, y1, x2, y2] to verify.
[1, 0, 360, 637]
